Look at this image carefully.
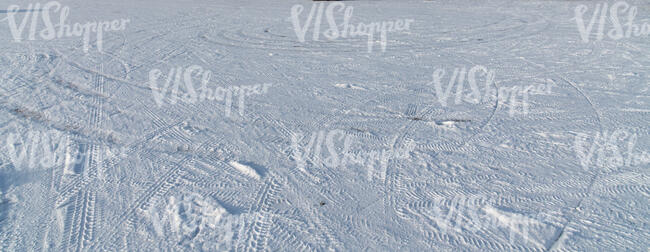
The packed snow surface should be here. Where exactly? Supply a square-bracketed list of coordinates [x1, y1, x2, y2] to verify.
[0, 0, 648, 250]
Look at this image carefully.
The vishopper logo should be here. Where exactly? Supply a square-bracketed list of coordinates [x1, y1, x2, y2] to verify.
[290, 2, 414, 53]
[1, 1, 130, 53]
[145, 193, 246, 250]
[290, 129, 414, 182]
[572, 1, 650, 43]
[574, 129, 649, 171]
[431, 66, 555, 116]
[148, 65, 272, 117]
[2, 128, 127, 171]
[4, 128, 66, 170]
[425, 195, 547, 246]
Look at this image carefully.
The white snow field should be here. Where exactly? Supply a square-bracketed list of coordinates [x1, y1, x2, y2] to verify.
[0, 0, 649, 250]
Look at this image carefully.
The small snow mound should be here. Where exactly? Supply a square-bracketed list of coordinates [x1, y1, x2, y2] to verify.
[229, 161, 261, 180]
[334, 83, 365, 90]
[429, 119, 470, 130]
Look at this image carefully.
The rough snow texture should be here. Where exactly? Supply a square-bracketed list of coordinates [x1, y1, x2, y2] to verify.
[0, 0, 649, 251]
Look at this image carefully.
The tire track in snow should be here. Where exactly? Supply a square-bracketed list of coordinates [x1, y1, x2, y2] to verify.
[511, 55, 606, 251]
[236, 174, 282, 252]
[92, 156, 190, 251]
[58, 65, 105, 252]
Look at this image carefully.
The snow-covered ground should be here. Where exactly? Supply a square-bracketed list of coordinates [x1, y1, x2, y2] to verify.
[0, 0, 649, 250]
